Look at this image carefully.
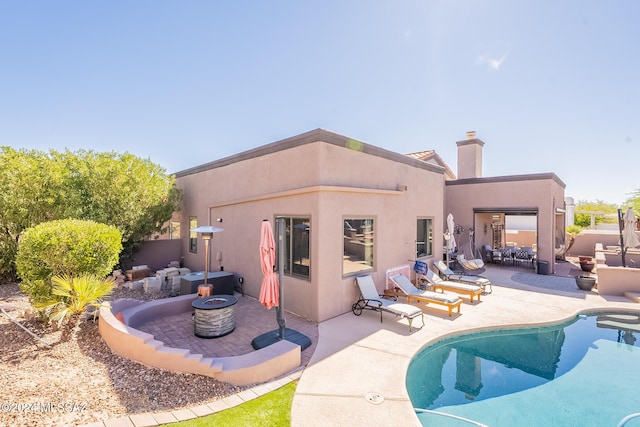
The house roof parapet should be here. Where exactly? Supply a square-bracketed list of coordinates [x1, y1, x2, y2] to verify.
[175, 128, 445, 177]
[446, 172, 566, 188]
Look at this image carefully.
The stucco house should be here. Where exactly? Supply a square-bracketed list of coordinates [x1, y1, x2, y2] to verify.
[169, 128, 566, 323]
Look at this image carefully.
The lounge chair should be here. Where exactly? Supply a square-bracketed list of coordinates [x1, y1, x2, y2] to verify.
[421, 269, 483, 302]
[352, 275, 424, 332]
[433, 260, 493, 294]
[388, 274, 462, 317]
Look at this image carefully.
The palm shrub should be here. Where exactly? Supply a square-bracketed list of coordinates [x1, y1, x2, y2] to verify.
[35, 273, 115, 340]
[565, 224, 582, 255]
[16, 219, 122, 306]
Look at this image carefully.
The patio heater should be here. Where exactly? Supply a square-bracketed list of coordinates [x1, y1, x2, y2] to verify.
[190, 225, 224, 287]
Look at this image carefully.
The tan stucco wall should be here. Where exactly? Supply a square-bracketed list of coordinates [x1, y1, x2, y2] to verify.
[596, 265, 640, 295]
[445, 174, 565, 274]
[175, 135, 444, 323]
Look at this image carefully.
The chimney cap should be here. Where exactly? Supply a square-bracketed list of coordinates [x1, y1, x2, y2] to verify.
[466, 131, 476, 140]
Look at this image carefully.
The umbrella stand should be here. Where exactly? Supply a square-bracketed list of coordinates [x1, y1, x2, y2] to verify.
[251, 217, 312, 351]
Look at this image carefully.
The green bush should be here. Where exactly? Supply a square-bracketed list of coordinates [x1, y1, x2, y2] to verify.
[16, 219, 122, 304]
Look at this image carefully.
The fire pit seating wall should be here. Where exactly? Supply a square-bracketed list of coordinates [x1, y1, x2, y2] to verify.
[98, 294, 301, 385]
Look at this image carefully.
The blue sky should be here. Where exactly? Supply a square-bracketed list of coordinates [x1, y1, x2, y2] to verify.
[1, 1, 638, 205]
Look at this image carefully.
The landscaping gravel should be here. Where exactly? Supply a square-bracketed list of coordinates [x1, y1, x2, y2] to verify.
[0, 282, 246, 427]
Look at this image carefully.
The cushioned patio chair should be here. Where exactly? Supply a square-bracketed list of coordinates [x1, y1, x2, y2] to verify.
[421, 268, 483, 302]
[352, 275, 424, 332]
[514, 247, 535, 269]
[433, 260, 493, 294]
[388, 274, 462, 317]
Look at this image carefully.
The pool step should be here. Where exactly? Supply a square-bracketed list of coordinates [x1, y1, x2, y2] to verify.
[624, 292, 640, 303]
[597, 312, 640, 333]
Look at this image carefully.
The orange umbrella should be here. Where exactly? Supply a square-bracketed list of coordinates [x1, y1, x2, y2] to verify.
[258, 220, 279, 309]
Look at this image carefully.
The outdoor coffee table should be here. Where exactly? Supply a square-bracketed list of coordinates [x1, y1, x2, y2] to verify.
[192, 295, 238, 338]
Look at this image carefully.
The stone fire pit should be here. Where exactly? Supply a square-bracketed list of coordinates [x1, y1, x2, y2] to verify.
[192, 295, 238, 338]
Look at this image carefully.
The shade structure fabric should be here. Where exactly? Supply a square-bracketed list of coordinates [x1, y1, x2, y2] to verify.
[258, 220, 279, 310]
[623, 208, 640, 249]
[447, 213, 457, 253]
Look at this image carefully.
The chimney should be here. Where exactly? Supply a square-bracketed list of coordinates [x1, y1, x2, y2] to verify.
[456, 131, 484, 179]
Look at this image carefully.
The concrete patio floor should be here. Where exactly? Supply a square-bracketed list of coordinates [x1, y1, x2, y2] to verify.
[83, 261, 640, 426]
[291, 263, 640, 426]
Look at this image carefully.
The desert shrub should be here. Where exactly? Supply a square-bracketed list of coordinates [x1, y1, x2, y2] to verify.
[16, 219, 122, 304]
[35, 273, 115, 338]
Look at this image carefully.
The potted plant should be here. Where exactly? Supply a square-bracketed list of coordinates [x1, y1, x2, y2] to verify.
[578, 256, 595, 272]
[575, 274, 596, 291]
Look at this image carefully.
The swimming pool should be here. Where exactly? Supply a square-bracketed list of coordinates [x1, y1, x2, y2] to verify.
[406, 311, 640, 426]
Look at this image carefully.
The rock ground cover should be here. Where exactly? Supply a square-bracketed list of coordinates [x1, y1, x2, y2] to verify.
[0, 283, 246, 427]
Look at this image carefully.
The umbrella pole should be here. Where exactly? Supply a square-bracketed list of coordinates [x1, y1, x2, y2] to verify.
[276, 216, 286, 340]
[619, 208, 627, 267]
[251, 218, 312, 351]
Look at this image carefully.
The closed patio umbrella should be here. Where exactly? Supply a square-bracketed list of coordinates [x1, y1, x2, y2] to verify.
[445, 213, 457, 267]
[447, 213, 457, 253]
[258, 219, 279, 310]
[622, 208, 640, 249]
[252, 218, 311, 351]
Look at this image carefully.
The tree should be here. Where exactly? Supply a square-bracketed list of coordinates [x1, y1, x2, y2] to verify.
[574, 199, 618, 228]
[0, 147, 181, 281]
[53, 150, 182, 265]
[626, 189, 640, 213]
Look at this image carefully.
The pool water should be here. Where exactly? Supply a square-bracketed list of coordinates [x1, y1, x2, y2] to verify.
[407, 312, 640, 426]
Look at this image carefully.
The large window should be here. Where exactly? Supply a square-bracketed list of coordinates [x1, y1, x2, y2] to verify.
[281, 217, 311, 279]
[169, 221, 181, 240]
[417, 218, 433, 258]
[189, 217, 198, 253]
[343, 218, 374, 275]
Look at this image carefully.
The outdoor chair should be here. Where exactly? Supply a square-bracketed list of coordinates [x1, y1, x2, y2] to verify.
[433, 260, 493, 294]
[482, 245, 494, 263]
[420, 269, 483, 302]
[501, 247, 516, 266]
[514, 247, 535, 269]
[352, 275, 424, 332]
[388, 274, 462, 317]
[456, 254, 486, 275]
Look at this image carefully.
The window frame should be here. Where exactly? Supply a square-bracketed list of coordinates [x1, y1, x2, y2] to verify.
[416, 217, 434, 259]
[169, 221, 181, 240]
[342, 217, 375, 277]
[189, 217, 198, 253]
[278, 216, 311, 281]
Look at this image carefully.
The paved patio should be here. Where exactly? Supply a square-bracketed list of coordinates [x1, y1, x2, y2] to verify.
[136, 295, 318, 367]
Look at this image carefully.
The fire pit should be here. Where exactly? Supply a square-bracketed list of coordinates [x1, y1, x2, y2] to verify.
[192, 295, 238, 338]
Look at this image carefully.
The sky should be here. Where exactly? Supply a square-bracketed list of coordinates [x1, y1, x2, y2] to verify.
[1, 1, 638, 206]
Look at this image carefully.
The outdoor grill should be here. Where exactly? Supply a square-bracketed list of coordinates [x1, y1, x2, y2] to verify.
[192, 295, 238, 338]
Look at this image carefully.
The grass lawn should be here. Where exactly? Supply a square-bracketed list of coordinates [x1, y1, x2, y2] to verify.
[167, 381, 296, 427]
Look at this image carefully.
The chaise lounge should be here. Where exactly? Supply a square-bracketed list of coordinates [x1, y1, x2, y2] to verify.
[433, 260, 493, 294]
[388, 274, 462, 316]
[352, 275, 425, 332]
[421, 269, 483, 302]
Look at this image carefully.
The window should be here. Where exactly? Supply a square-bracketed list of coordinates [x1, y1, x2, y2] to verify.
[169, 221, 181, 240]
[189, 217, 198, 253]
[280, 217, 311, 279]
[417, 218, 433, 258]
[343, 218, 374, 275]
